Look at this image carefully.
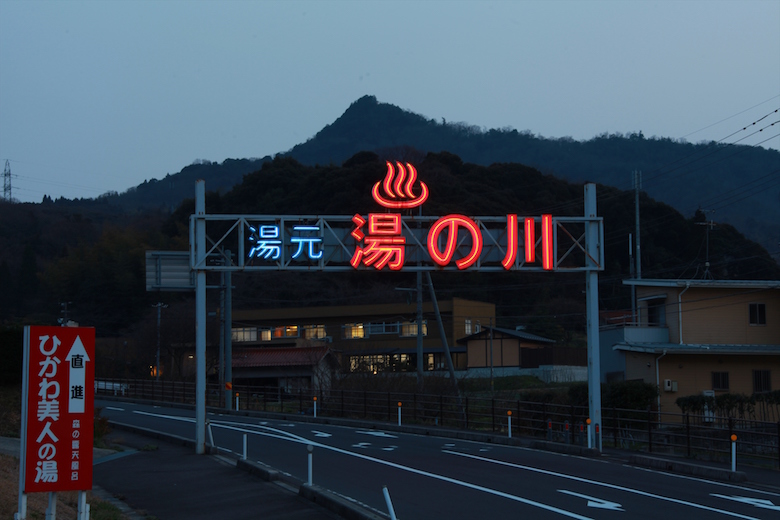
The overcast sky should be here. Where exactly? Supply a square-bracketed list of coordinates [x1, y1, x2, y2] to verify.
[1, 0, 778, 203]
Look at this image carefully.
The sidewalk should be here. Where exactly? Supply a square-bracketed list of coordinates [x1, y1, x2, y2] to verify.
[2, 433, 344, 520]
[93, 430, 343, 520]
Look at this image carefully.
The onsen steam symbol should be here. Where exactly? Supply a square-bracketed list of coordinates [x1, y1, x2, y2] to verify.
[371, 162, 429, 209]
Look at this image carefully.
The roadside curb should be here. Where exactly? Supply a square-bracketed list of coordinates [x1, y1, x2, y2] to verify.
[529, 440, 601, 457]
[108, 421, 388, 520]
[300, 484, 387, 520]
[627, 454, 747, 482]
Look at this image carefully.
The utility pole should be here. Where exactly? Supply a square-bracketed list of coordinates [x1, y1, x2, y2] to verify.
[152, 303, 168, 380]
[489, 318, 494, 393]
[634, 171, 642, 280]
[3, 160, 11, 201]
[629, 234, 636, 325]
[696, 211, 716, 280]
[58, 301, 73, 326]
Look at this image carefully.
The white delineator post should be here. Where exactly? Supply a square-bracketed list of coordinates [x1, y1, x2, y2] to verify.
[313, 396, 318, 418]
[397, 402, 402, 426]
[731, 434, 737, 472]
[507, 410, 512, 438]
[383, 486, 398, 520]
[307, 445, 314, 485]
[587, 418, 592, 449]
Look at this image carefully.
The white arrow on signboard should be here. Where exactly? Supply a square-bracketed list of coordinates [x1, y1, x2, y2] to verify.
[558, 490, 624, 511]
[711, 494, 780, 511]
[65, 335, 90, 413]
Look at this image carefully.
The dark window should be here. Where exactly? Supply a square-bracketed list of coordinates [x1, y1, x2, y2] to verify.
[712, 372, 729, 391]
[753, 370, 771, 393]
[749, 303, 766, 325]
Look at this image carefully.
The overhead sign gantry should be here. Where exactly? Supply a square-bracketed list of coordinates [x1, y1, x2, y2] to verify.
[188, 162, 605, 453]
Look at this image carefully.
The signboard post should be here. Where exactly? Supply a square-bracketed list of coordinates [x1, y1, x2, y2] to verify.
[17, 326, 95, 520]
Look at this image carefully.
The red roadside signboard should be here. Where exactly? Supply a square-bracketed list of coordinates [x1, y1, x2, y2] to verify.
[20, 326, 95, 493]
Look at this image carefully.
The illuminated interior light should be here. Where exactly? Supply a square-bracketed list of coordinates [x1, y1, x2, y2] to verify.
[501, 214, 518, 270]
[524, 217, 535, 263]
[542, 214, 554, 271]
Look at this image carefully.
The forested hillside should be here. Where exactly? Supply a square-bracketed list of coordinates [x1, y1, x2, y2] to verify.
[64, 96, 778, 257]
[4, 152, 774, 342]
[285, 96, 779, 256]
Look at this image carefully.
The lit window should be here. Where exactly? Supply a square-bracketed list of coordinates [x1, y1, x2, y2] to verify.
[272, 326, 299, 338]
[712, 372, 729, 391]
[400, 321, 427, 337]
[749, 303, 766, 325]
[344, 323, 365, 339]
[231, 328, 257, 342]
[465, 319, 472, 336]
[753, 370, 771, 393]
[367, 322, 400, 335]
[303, 325, 326, 339]
[260, 329, 272, 341]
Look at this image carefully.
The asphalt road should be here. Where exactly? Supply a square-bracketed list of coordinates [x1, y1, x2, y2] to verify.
[97, 399, 780, 520]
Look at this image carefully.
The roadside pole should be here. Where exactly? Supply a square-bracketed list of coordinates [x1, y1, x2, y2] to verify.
[195, 180, 206, 454]
[585, 184, 603, 452]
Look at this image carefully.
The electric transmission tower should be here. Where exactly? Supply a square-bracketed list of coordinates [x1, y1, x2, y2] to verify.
[3, 160, 10, 201]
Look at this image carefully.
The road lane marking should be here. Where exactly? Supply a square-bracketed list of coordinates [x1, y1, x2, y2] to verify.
[104, 406, 124, 411]
[356, 430, 397, 438]
[381, 446, 398, 451]
[711, 495, 780, 512]
[312, 430, 332, 437]
[559, 490, 624, 511]
[352, 442, 372, 449]
[210, 422, 593, 519]
[627, 465, 780, 497]
[133, 410, 195, 423]
[444, 450, 760, 520]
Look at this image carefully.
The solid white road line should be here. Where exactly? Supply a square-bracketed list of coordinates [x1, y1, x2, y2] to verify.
[444, 450, 760, 520]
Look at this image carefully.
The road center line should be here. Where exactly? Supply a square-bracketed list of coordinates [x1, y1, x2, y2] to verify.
[443, 450, 759, 520]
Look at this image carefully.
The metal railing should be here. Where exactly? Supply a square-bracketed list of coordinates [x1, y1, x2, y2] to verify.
[95, 378, 780, 469]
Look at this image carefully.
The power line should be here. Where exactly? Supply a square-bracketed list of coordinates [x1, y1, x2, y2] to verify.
[681, 95, 780, 140]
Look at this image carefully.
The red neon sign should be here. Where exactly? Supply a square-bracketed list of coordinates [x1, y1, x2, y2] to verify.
[427, 215, 483, 270]
[525, 217, 535, 263]
[372, 162, 429, 209]
[346, 163, 559, 271]
[542, 214, 554, 270]
[351, 213, 406, 271]
[501, 214, 518, 270]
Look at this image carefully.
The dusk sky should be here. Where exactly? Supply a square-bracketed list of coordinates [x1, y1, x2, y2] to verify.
[1, 0, 778, 203]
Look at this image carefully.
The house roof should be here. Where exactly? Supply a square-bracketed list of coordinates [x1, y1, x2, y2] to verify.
[613, 342, 780, 355]
[232, 346, 333, 368]
[622, 279, 780, 290]
[457, 326, 555, 345]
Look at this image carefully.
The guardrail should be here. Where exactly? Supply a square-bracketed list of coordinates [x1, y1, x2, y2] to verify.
[95, 378, 780, 469]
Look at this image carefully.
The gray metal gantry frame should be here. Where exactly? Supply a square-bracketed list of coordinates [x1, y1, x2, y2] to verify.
[190, 180, 605, 453]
